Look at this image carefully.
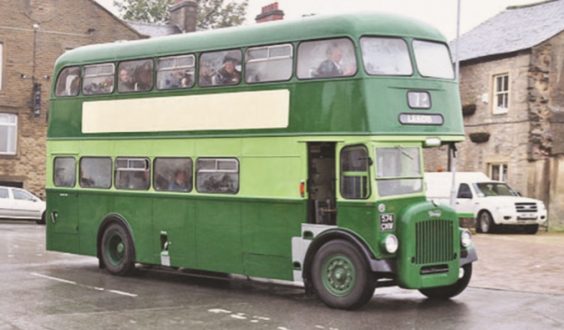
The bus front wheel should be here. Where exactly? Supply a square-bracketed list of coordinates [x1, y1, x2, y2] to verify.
[419, 263, 472, 299]
[311, 240, 374, 310]
[100, 223, 135, 276]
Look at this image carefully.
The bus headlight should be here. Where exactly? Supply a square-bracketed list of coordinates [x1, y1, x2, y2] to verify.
[382, 234, 399, 254]
[460, 230, 472, 248]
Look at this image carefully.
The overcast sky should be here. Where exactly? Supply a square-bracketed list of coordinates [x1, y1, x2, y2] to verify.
[96, 0, 543, 40]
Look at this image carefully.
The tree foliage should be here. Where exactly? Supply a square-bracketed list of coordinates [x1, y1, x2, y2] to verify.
[113, 0, 249, 29]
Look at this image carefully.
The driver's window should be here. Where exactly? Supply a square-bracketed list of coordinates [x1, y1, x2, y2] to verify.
[457, 184, 473, 199]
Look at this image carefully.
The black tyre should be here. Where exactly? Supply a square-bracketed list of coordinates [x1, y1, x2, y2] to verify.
[419, 263, 472, 299]
[478, 211, 496, 233]
[524, 224, 539, 235]
[311, 240, 374, 310]
[36, 212, 46, 225]
[100, 223, 136, 276]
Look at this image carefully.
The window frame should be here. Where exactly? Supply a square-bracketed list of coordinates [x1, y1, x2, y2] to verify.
[53, 156, 77, 188]
[198, 49, 243, 88]
[340, 144, 371, 200]
[488, 163, 508, 182]
[153, 157, 193, 193]
[296, 37, 358, 80]
[195, 157, 240, 194]
[156, 54, 196, 91]
[0, 113, 17, 156]
[117, 58, 155, 93]
[79, 156, 113, 189]
[492, 73, 509, 115]
[244, 43, 294, 84]
[0, 42, 3, 91]
[412, 39, 455, 80]
[359, 36, 413, 77]
[375, 146, 423, 197]
[82, 63, 116, 96]
[114, 157, 151, 191]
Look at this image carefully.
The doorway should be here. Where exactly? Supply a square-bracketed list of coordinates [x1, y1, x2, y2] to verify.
[307, 142, 336, 225]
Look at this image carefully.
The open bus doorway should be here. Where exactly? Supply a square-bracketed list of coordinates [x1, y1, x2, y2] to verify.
[307, 142, 336, 225]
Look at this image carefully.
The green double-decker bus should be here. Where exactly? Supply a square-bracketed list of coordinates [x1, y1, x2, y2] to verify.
[46, 13, 476, 309]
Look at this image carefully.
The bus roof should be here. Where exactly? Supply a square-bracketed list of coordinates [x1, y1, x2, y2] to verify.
[55, 12, 446, 68]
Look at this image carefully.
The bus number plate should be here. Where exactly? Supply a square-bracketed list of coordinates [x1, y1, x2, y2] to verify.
[380, 214, 395, 231]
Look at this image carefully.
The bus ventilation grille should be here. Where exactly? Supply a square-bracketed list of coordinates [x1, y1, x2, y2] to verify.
[415, 220, 454, 265]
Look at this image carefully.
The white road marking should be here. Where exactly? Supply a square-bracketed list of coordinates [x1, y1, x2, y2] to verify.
[230, 314, 247, 320]
[208, 308, 232, 314]
[30, 272, 137, 297]
[30, 272, 77, 285]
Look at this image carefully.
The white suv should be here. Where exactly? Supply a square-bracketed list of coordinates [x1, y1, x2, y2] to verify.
[425, 172, 547, 234]
[0, 186, 46, 224]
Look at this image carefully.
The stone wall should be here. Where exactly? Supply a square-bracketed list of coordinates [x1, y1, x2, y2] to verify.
[425, 52, 532, 196]
[0, 0, 140, 197]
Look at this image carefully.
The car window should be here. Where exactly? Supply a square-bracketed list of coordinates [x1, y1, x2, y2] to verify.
[457, 183, 473, 199]
[0, 188, 8, 199]
[13, 189, 34, 201]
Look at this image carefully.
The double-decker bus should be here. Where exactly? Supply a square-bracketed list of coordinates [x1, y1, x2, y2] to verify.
[46, 13, 476, 309]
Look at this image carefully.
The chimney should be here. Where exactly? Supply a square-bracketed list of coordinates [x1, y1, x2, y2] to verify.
[255, 2, 284, 23]
[170, 0, 198, 33]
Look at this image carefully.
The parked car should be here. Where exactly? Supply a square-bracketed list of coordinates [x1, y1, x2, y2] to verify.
[0, 186, 46, 224]
[425, 172, 547, 234]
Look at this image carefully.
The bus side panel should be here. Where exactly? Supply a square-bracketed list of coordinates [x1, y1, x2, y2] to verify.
[113, 194, 155, 264]
[337, 201, 380, 257]
[241, 200, 304, 280]
[195, 199, 243, 274]
[46, 189, 79, 253]
[78, 191, 115, 257]
[152, 195, 196, 268]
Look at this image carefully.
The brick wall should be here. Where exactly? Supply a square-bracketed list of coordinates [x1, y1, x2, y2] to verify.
[0, 0, 140, 197]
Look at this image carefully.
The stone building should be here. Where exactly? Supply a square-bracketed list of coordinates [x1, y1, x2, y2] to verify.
[0, 0, 141, 197]
[426, 0, 564, 229]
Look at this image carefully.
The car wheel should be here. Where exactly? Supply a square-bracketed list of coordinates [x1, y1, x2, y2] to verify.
[100, 223, 136, 276]
[36, 212, 46, 225]
[479, 211, 496, 233]
[524, 224, 539, 235]
[311, 240, 374, 310]
[419, 264, 472, 299]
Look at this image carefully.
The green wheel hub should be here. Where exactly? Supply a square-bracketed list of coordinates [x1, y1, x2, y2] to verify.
[105, 231, 125, 266]
[322, 255, 356, 296]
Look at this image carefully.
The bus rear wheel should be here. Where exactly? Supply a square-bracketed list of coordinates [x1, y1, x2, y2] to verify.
[311, 240, 374, 310]
[100, 223, 135, 276]
[419, 263, 472, 299]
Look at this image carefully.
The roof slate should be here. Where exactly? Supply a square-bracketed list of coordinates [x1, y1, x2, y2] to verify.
[452, 0, 564, 62]
[126, 21, 181, 38]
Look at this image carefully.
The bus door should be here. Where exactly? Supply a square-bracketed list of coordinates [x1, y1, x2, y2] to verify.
[307, 142, 336, 225]
[47, 155, 79, 252]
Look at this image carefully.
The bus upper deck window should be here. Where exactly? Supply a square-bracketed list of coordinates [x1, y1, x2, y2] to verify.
[199, 49, 242, 87]
[297, 38, 356, 79]
[157, 55, 195, 90]
[82, 63, 115, 95]
[118, 59, 154, 92]
[55, 67, 81, 97]
[413, 40, 454, 79]
[245, 44, 293, 83]
[360, 37, 412, 76]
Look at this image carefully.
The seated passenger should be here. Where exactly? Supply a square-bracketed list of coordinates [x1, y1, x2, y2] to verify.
[213, 56, 240, 85]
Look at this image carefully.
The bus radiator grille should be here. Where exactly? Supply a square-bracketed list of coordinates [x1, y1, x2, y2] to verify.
[414, 220, 454, 265]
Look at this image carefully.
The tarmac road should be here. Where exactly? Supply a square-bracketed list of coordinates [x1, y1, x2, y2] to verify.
[1, 221, 563, 330]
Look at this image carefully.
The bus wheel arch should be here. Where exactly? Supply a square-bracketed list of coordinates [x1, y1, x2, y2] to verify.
[303, 231, 375, 309]
[97, 214, 136, 275]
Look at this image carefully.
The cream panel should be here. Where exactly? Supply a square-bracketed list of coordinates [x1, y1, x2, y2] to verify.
[82, 90, 289, 133]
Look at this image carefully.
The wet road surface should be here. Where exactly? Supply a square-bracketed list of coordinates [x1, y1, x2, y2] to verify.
[1, 222, 563, 330]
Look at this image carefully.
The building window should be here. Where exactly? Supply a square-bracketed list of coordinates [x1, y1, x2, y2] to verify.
[0, 113, 17, 155]
[493, 73, 509, 114]
[489, 163, 508, 182]
[0, 42, 3, 91]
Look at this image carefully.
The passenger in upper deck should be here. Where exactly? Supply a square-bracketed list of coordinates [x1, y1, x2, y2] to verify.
[316, 44, 356, 78]
[118, 68, 135, 92]
[213, 56, 241, 85]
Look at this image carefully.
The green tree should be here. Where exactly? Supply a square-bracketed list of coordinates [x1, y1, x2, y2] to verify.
[113, 0, 248, 29]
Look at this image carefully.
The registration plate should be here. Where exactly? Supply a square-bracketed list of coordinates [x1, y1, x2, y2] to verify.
[518, 213, 537, 220]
